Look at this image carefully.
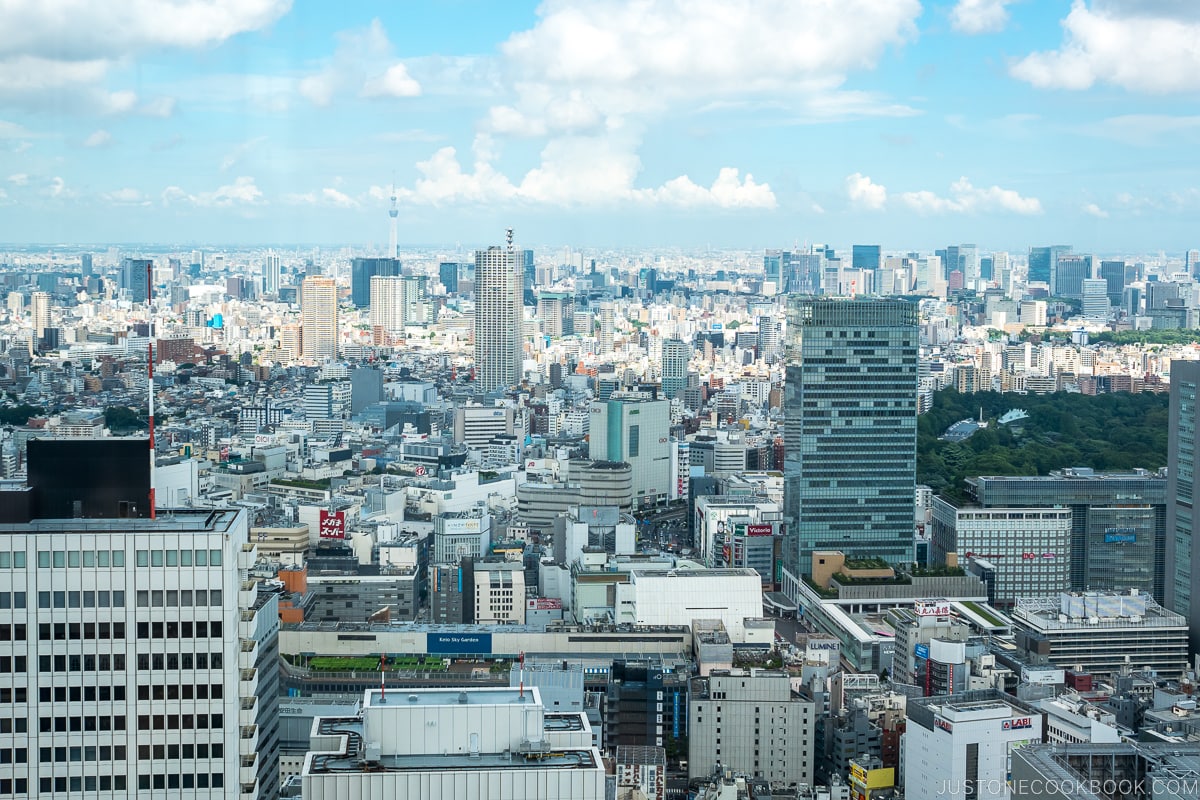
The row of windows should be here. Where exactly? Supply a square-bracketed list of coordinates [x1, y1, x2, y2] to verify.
[0, 719, 27, 734]
[37, 590, 126, 610]
[38, 715, 126, 733]
[0, 554, 26, 569]
[40, 776, 125, 793]
[37, 653, 126, 673]
[0, 779, 26, 795]
[0, 749, 24, 764]
[39, 685, 125, 703]
[36, 551, 124, 569]
[135, 652, 224, 671]
[135, 549, 223, 568]
[135, 588, 222, 608]
[39, 744, 125, 763]
[138, 713, 223, 731]
[137, 683, 223, 701]
[139, 773, 223, 791]
[135, 620, 221, 639]
[38, 622, 125, 641]
[0, 625, 25, 642]
[0, 594, 26, 610]
[0, 690, 25, 704]
[137, 742, 223, 760]
[0, 657, 26, 673]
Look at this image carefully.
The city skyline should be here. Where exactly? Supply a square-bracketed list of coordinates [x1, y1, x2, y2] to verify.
[2, 1, 1199, 250]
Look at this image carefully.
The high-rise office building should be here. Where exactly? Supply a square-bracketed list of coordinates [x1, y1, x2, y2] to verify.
[1081, 278, 1109, 318]
[958, 243, 979, 284]
[263, 250, 281, 296]
[0, 441, 281, 800]
[437, 261, 459, 294]
[120, 257, 152, 303]
[300, 276, 338, 362]
[763, 249, 790, 293]
[661, 338, 689, 399]
[80, 253, 93, 281]
[1028, 245, 1071, 288]
[349, 257, 400, 307]
[536, 292, 575, 338]
[1167, 359, 1200, 653]
[473, 242, 524, 393]
[589, 396, 672, 506]
[851, 244, 882, 272]
[1098, 260, 1127, 307]
[1052, 254, 1092, 299]
[757, 315, 782, 361]
[782, 298, 918, 597]
[596, 299, 615, 357]
[1188, 249, 1200, 277]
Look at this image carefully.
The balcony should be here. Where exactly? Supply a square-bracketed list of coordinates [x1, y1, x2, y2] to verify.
[240, 695, 259, 726]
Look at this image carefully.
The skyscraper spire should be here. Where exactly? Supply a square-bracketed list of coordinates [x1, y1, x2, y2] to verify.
[388, 183, 399, 259]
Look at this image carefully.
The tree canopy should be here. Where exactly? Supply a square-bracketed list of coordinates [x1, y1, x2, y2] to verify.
[918, 388, 1169, 500]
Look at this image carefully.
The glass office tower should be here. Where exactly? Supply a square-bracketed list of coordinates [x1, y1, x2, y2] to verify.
[782, 297, 918, 599]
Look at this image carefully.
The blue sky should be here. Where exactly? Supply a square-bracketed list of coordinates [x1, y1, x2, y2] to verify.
[2, 0, 1200, 252]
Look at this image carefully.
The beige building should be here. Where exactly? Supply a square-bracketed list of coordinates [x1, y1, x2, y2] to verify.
[301, 276, 338, 361]
[472, 560, 526, 624]
[688, 670, 815, 786]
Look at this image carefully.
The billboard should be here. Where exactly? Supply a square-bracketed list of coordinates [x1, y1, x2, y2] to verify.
[914, 643, 929, 660]
[527, 598, 562, 610]
[1105, 532, 1136, 543]
[318, 510, 346, 540]
[914, 600, 952, 617]
[426, 633, 492, 655]
[746, 524, 773, 537]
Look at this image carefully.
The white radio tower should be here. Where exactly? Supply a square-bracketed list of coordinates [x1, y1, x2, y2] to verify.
[388, 183, 399, 259]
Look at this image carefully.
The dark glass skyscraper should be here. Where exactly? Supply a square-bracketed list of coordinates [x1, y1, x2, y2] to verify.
[350, 256, 401, 307]
[851, 244, 882, 272]
[1167, 359, 1200, 653]
[782, 297, 918, 599]
[1028, 244, 1071, 287]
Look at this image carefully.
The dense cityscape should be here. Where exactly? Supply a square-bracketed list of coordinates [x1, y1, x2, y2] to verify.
[1, 234, 1199, 800]
[6, 1, 1200, 799]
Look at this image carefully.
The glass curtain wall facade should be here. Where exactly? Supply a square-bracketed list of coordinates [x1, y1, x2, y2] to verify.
[782, 297, 918, 598]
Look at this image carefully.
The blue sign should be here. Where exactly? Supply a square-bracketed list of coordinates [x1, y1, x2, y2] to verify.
[673, 690, 680, 738]
[915, 643, 929, 660]
[427, 633, 492, 655]
[1105, 533, 1136, 543]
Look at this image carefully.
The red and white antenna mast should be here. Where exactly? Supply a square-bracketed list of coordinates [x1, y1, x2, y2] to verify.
[146, 261, 156, 520]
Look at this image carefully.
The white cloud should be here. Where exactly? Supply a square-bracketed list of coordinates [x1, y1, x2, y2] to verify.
[161, 176, 264, 207]
[321, 187, 357, 208]
[640, 169, 776, 209]
[490, 0, 921, 134]
[219, 136, 267, 172]
[388, 141, 774, 210]
[900, 177, 1042, 215]
[0, 1, 289, 111]
[83, 129, 111, 147]
[299, 19, 421, 106]
[845, 173, 888, 210]
[0, 1, 291, 60]
[282, 187, 361, 208]
[103, 188, 150, 205]
[7, 173, 29, 186]
[43, 176, 73, 199]
[950, 0, 1015, 34]
[362, 63, 421, 99]
[1082, 202, 1109, 218]
[1011, 1, 1200, 92]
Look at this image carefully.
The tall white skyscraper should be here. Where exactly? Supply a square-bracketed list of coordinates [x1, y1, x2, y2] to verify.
[30, 291, 51, 338]
[597, 300, 615, 356]
[262, 250, 280, 296]
[301, 276, 338, 362]
[369, 275, 406, 333]
[661, 338, 689, 399]
[473, 236, 524, 393]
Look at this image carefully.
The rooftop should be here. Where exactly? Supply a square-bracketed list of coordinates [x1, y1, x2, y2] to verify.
[0, 508, 241, 535]
[364, 687, 536, 709]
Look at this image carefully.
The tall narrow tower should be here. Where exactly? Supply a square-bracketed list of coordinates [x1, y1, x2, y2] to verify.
[473, 228, 524, 393]
[388, 185, 399, 259]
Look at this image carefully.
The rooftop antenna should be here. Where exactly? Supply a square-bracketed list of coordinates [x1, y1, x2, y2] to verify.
[379, 652, 387, 703]
[506, 227, 514, 253]
[518, 650, 525, 700]
[146, 260, 156, 520]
